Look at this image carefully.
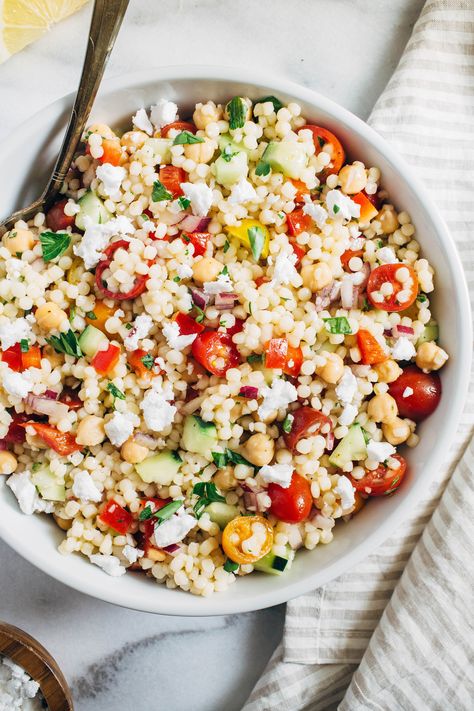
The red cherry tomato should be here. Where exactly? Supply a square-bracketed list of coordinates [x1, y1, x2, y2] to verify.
[264, 338, 303, 377]
[192, 331, 240, 377]
[350, 455, 407, 496]
[174, 312, 205, 336]
[283, 406, 332, 453]
[298, 124, 345, 177]
[181, 231, 210, 257]
[160, 121, 196, 138]
[46, 199, 75, 231]
[268, 472, 313, 523]
[286, 208, 312, 237]
[388, 365, 441, 421]
[95, 240, 150, 301]
[341, 248, 364, 272]
[99, 500, 133, 534]
[159, 166, 187, 198]
[367, 263, 418, 312]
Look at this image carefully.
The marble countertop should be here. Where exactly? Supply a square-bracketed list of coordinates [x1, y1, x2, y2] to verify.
[0, 1, 424, 709]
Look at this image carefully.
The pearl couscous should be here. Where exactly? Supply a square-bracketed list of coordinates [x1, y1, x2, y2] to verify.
[0, 95, 448, 595]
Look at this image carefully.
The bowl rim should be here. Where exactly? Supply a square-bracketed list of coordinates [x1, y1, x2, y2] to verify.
[0, 65, 471, 616]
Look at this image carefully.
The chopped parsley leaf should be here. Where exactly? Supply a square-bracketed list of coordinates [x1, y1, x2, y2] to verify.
[223, 240, 230, 253]
[323, 316, 352, 335]
[46, 330, 82, 358]
[107, 382, 125, 401]
[177, 196, 191, 210]
[140, 354, 154, 370]
[246, 354, 263, 364]
[247, 225, 265, 261]
[282, 414, 294, 434]
[255, 161, 270, 177]
[173, 131, 204, 145]
[20, 339, 29, 353]
[224, 558, 239, 573]
[254, 95, 283, 113]
[192, 482, 225, 518]
[39, 230, 71, 262]
[227, 96, 247, 130]
[152, 180, 172, 202]
[85, 311, 97, 320]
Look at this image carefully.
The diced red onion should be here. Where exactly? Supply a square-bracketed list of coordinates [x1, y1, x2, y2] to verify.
[238, 386, 259, 399]
[180, 395, 206, 416]
[190, 287, 210, 310]
[178, 215, 211, 232]
[384, 329, 393, 337]
[133, 432, 160, 450]
[162, 543, 181, 555]
[244, 492, 258, 511]
[214, 293, 237, 310]
[325, 431, 335, 451]
[24, 394, 69, 419]
[44, 389, 59, 400]
[392, 324, 415, 337]
[315, 282, 341, 312]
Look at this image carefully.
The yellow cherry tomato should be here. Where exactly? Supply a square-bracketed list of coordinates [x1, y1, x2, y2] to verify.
[226, 219, 270, 260]
[222, 515, 274, 564]
[351, 491, 366, 515]
[85, 301, 116, 333]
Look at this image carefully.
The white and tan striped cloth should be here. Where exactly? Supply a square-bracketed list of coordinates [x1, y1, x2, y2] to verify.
[244, 1, 474, 708]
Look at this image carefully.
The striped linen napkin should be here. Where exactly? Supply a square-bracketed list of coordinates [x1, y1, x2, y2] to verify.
[244, 0, 474, 708]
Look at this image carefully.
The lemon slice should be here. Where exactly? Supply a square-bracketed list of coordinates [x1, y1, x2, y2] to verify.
[0, 0, 89, 63]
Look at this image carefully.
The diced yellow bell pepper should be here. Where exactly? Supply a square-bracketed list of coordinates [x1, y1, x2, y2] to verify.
[226, 219, 270, 260]
[86, 301, 116, 333]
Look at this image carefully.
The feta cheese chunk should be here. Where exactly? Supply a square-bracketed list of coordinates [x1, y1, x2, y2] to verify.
[334, 475, 356, 510]
[140, 380, 177, 433]
[335, 368, 358, 404]
[90, 553, 126, 577]
[376, 246, 397, 264]
[326, 189, 360, 220]
[403, 386, 414, 398]
[338, 403, 358, 426]
[96, 164, 126, 196]
[73, 215, 134, 269]
[302, 197, 328, 228]
[0, 317, 31, 351]
[258, 463, 293, 489]
[366, 439, 396, 463]
[152, 508, 197, 548]
[150, 99, 178, 129]
[228, 178, 257, 204]
[176, 263, 193, 279]
[104, 411, 139, 447]
[122, 544, 144, 564]
[271, 251, 299, 286]
[180, 182, 213, 217]
[132, 108, 153, 135]
[162, 321, 197, 350]
[7, 471, 54, 515]
[72, 470, 102, 503]
[391, 337, 416, 361]
[123, 313, 153, 352]
[258, 378, 298, 420]
[2, 368, 33, 400]
[203, 272, 234, 294]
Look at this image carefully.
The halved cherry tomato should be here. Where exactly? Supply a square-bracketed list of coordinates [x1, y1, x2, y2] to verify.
[367, 263, 418, 312]
[46, 199, 75, 231]
[1, 344, 23, 372]
[299, 124, 345, 177]
[99, 500, 133, 534]
[181, 231, 210, 257]
[341, 248, 364, 272]
[351, 455, 407, 496]
[224, 318, 245, 337]
[24, 422, 81, 456]
[58, 387, 82, 410]
[352, 191, 378, 222]
[388, 365, 441, 421]
[95, 240, 150, 301]
[127, 349, 154, 380]
[357, 329, 387, 365]
[289, 178, 310, 203]
[264, 338, 303, 377]
[174, 312, 205, 336]
[191, 331, 240, 377]
[85, 301, 116, 333]
[222, 515, 273, 564]
[283, 406, 332, 452]
[91, 343, 121, 376]
[160, 121, 196, 138]
[255, 276, 270, 288]
[289, 239, 306, 267]
[268, 472, 312, 523]
[98, 138, 122, 166]
[159, 166, 187, 198]
[286, 208, 312, 237]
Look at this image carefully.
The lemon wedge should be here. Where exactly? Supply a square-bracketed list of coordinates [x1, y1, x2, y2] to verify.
[0, 0, 89, 63]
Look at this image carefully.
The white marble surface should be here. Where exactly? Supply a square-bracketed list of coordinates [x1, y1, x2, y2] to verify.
[0, 1, 424, 709]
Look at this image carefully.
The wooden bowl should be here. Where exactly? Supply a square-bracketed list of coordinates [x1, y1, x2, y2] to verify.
[0, 622, 73, 710]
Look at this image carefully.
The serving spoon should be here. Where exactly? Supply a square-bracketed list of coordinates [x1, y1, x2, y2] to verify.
[0, 0, 129, 235]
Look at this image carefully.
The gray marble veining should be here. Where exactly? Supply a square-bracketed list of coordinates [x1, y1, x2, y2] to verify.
[0, 1, 424, 708]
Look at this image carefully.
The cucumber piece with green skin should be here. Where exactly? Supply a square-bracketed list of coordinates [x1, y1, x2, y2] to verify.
[217, 134, 251, 156]
[319, 340, 339, 354]
[74, 190, 111, 231]
[135, 450, 182, 485]
[78, 325, 109, 358]
[213, 151, 248, 187]
[31, 467, 65, 502]
[328, 423, 367, 469]
[204, 502, 239, 529]
[262, 140, 308, 179]
[182, 415, 218, 457]
[144, 137, 172, 164]
[254, 545, 294, 576]
[416, 321, 439, 346]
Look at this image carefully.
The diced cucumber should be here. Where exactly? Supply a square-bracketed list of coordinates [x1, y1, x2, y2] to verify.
[204, 502, 239, 529]
[329, 423, 367, 469]
[319, 340, 339, 354]
[135, 449, 182, 485]
[182, 415, 218, 457]
[218, 134, 251, 156]
[254, 545, 294, 576]
[417, 321, 439, 346]
[144, 137, 172, 164]
[213, 151, 248, 187]
[262, 140, 308, 179]
[78, 325, 109, 358]
[75, 190, 111, 231]
[31, 467, 65, 502]
[253, 363, 280, 384]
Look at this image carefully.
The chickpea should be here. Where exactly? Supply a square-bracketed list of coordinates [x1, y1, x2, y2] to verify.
[0, 451, 17, 475]
[213, 467, 237, 491]
[75, 415, 106, 447]
[382, 417, 411, 445]
[193, 101, 222, 130]
[87, 123, 116, 140]
[183, 138, 216, 163]
[3, 228, 35, 255]
[367, 393, 398, 424]
[42, 345, 63, 369]
[338, 162, 367, 195]
[121, 438, 149, 464]
[374, 359, 402, 383]
[415, 341, 449, 372]
[35, 302, 68, 332]
[242, 433, 274, 467]
[53, 513, 72, 531]
[301, 262, 333, 292]
[316, 353, 344, 384]
[192, 257, 222, 284]
[377, 205, 399, 235]
[121, 130, 149, 150]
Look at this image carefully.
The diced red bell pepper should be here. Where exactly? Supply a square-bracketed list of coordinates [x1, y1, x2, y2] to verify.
[159, 166, 187, 198]
[264, 338, 303, 377]
[24, 422, 82, 455]
[46, 199, 75, 231]
[289, 179, 310, 204]
[100, 500, 133, 534]
[99, 138, 122, 166]
[1, 344, 23, 372]
[286, 208, 313, 237]
[21, 346, 41, 370]
[174, 312, 205, 336]
[352, 192, 378, 223]
[289, 239, 306, 267]
[91, 344, 121, 375]
[181, 231, 210, 257]
[357, 329, 387, 365]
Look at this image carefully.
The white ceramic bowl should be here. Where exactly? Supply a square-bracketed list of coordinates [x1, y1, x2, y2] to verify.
[0, 67, 470, 616]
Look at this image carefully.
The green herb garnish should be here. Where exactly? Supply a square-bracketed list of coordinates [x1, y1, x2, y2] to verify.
[152, 180, 172, 202]
[246, 354, 263, 364]
[173, 276, 181, 282]
[255, 95, 283, 113]
[323, 316, 352, 335]
[224, 558, 239, 573]
[211, 452, 228, 468]
[140, 354, 154, 370]
[85, 311, 97, 320]
[220, 265, 229, 277]
[139, 499, 184, 523]
[318, 135, 325, 148]
[177, 196, 191, 210]
[39, 231, 71, 262]
[194, 305, 205, 324]
[247, 225, 265, 261]
[255, 161, 270, 177]
[333, 205, 340, 214]
[222, 145, 238, 162]
[173, 131, 204, 145]
[46, 330, 82, 358]
[227, 96, 247, 130]
[361, 427, 371, 445]
[125, 323, 133, 330]
[20, 339, 29, 353]
[417, 294, 427, 303]
[362, 298, 370, 312]
[282, 414, 294, 434]
[225, 449, 253, 467]
[192, 482, 225, 518]
[223, 240, 230, 253]
[31, 462, 42, 472]
[107, 383, 125, 401]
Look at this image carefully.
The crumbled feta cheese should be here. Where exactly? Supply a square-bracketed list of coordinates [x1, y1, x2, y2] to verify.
[72, 470, 102, 502]
[180, 182, 213, 217]
[403, 386, 414, 398]
[366, 439, 396, 463]
[7, 471, 54, 515]
[90, 553, 126, 577]
[140, 380, 177, 432]
[334, 475, 356, 510]
[258, 463, 293, 489]
[271, 251, 298, 286]
[96, 164, 126, 196]
[335, 368, 358, 404]
[228, 178, 257, 204]
[203, 272, 234, 294]
[150, 99, 178, 129]
[2, 368, 33, 399]
[73, 215, 134, 269]
[258, 379, 298, 420]
[326, 189, 360, 220]
[104, 411, 139, 447]
[0, 655, 41, 710]
[162, 321, 197, 350]
[302, 196, 328, 228]
[376, 246, 397, 264]
[338, 403, 358, 426]
[132, 108, 153, 135]
[123, 313, 153, 352]
[152, 508, 197, 548]
[122, 545, 144, 564]
[176, 263, 193, 279]
[0, 317, 31, 351]
[391, 337, 416, 361]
